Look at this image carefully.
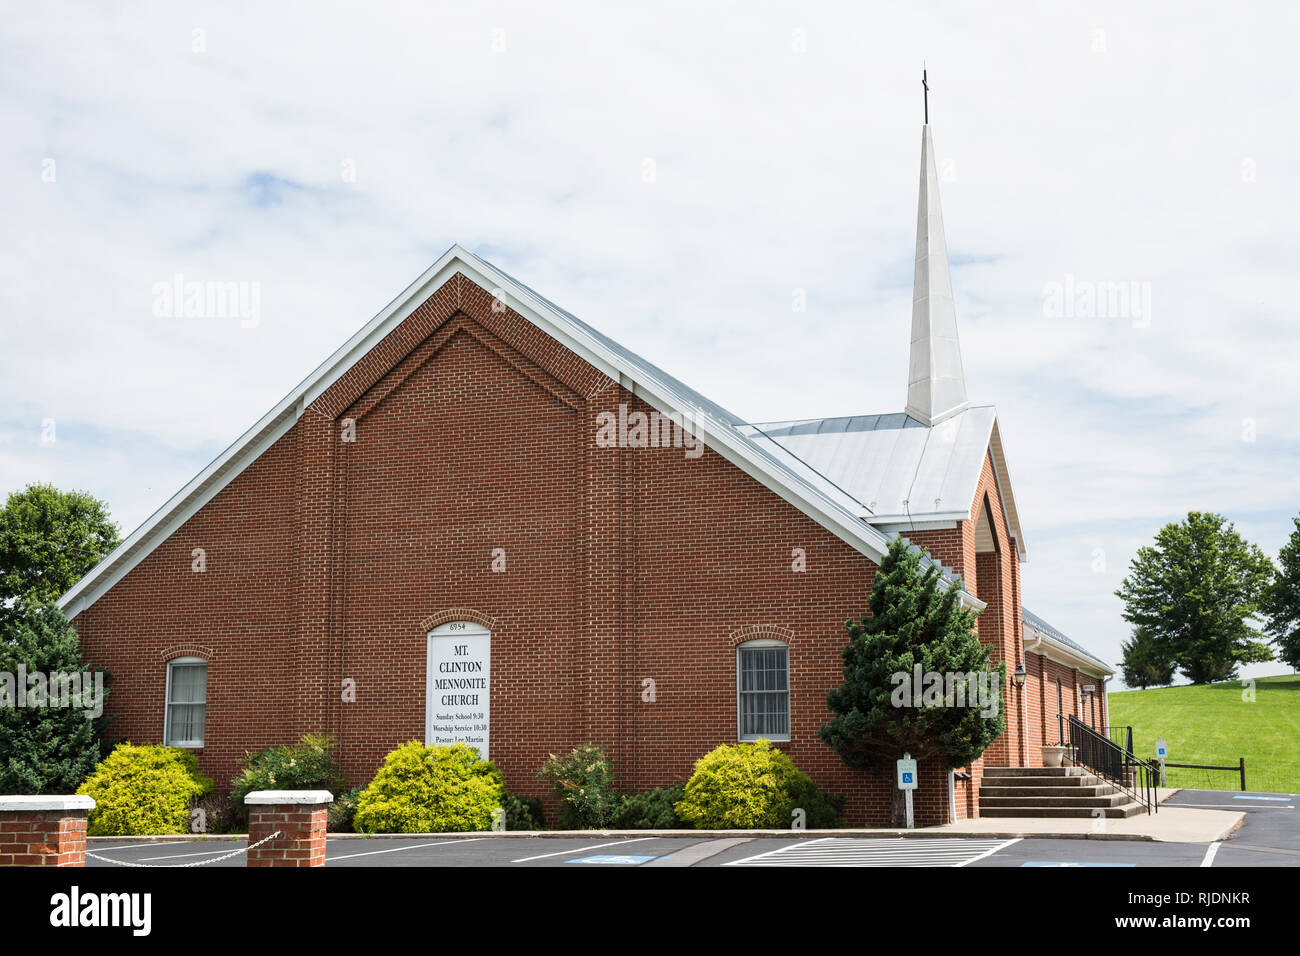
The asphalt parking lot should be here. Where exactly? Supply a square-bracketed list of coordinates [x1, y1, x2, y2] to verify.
[84, 788, 1298, 868]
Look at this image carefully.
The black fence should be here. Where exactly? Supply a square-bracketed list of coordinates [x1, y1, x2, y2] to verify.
[1099, 725, 1249, 791]
[1161, 758, 1248, 791]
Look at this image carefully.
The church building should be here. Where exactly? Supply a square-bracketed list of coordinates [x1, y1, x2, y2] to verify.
[58, 120, 1114, 826]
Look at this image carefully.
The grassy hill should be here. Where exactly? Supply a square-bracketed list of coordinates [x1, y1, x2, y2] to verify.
[1107, 674, 1300, 794]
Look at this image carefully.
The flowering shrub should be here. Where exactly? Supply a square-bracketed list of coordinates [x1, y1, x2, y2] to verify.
[228, 733, 344, 824]
[537, 743, 616, 829]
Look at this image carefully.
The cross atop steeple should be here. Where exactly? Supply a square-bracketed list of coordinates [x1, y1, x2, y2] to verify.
[922, 65, 929, 125]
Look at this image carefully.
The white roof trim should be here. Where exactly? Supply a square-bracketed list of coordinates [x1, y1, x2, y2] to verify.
[59, 245, 985, 616]
[1024, 628, 1114, 679]
[988, 421, 1026, 561]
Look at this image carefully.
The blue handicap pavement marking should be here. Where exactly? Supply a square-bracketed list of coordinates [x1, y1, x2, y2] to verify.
[567, 855, 656, 865]
[1021, 862, 1136, 867]
[1233, 795, 1291, 801]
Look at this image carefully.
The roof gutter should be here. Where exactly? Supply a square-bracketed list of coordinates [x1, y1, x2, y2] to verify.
[1025, 627, 1113, 678]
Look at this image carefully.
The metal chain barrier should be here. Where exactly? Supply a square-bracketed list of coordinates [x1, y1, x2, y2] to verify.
[85, 830, 282, 867]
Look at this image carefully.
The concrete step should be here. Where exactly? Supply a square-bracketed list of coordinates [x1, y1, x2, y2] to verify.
[980, 774, 1099, 788]
[980, 802, 1147, 819]
[982, 766, 1087, 777]
[978, 785, 1119, 799]
[979, 793, 1131, 808]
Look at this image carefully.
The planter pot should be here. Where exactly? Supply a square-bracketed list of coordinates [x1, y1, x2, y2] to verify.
[1041, 745, 1067, 768]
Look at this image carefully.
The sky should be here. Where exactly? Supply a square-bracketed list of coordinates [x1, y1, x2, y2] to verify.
[2, 2, 1298, 688]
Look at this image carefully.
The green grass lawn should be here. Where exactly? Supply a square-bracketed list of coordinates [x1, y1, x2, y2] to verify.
[1108, 674, 1300, 794]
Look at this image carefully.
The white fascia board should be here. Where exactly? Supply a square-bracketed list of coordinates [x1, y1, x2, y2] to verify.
[56, 245, 943, 614]
[1025, 628, 1114, 678]
[459, 251, 895, 564]
[56, 247, 475, 616]
[988, 421, 1027, 561]
[300, 246, 474, 409]
[619, 379, 890, 564]
[57, 409, 297, 616]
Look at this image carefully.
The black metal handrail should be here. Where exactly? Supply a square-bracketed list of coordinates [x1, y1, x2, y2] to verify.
[1066, 715, 1159, 815]
[1100, 724, 1134, 755]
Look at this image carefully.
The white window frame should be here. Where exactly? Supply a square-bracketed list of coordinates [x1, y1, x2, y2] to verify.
[736, 638, 791, 742]
[164, 657, 208, 748]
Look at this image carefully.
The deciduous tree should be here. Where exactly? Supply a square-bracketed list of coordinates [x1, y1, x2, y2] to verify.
[1115, 512, 1274, 684]
[1262, 515, 1300, 670]
[0, 483, 120, 628]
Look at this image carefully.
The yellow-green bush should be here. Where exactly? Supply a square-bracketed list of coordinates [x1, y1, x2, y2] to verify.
[76, 743, 213, 836]
[675, 739, 842, 829]
[353, 742, 504, 833]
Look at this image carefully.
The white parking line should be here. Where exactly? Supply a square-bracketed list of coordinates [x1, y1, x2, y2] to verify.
[329, 838, 482, 861]
[511, 838, 656, 863]
[140, 843, 246, 861]
[1201, 842, 1221, 867]
[725, 837, 1018, 867]
[955, 838, 1021, 867]
[719, 838, 832, 866]
[87, 841, 194, 855]
[1176, 803, 1294, 810]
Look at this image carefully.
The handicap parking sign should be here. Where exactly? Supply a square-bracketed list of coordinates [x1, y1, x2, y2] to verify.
[897, 757, 918, 791]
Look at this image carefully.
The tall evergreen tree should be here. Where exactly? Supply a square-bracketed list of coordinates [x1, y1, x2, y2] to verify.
[820, 537, 1005, 825]
[0, 606, 108, 794]
[1115, 511, 1274, 684]
[1263, 516, 1300, 670]
[1119, 626, 1175, 689]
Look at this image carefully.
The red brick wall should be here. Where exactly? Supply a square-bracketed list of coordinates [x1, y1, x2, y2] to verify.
[72, 425, 302, 779]
[0, 811, 88, 867]
[72, 272, 1032, 827]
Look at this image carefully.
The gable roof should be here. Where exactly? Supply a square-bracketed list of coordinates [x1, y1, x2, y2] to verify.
[58, 245, 984, 618]
[737, 407, 1026, 559]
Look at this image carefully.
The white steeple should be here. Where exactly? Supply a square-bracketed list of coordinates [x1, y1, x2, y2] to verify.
[904, 123, 970, 427]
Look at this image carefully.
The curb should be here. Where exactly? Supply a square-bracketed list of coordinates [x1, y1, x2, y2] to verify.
[89, 827, 1173, 843]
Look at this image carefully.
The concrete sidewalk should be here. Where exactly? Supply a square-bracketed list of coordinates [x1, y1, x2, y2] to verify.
[87, 790, 1244, 846]
[925, 788, 1243, 842]
[925, 807, 1242, 842]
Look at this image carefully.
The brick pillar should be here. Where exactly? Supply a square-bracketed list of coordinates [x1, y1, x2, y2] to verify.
[244, 791, 332, 868]
[0, 795, 94, 866]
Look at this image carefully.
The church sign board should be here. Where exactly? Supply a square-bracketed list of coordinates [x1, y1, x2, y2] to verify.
[426, 621, 491, 759]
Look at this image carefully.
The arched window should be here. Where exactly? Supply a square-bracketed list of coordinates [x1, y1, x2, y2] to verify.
[164, 657, 208, 748]
[736, 639, 790, 741]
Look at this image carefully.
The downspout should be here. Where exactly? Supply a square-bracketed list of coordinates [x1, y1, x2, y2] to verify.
[1026, 632, 1043, 753]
